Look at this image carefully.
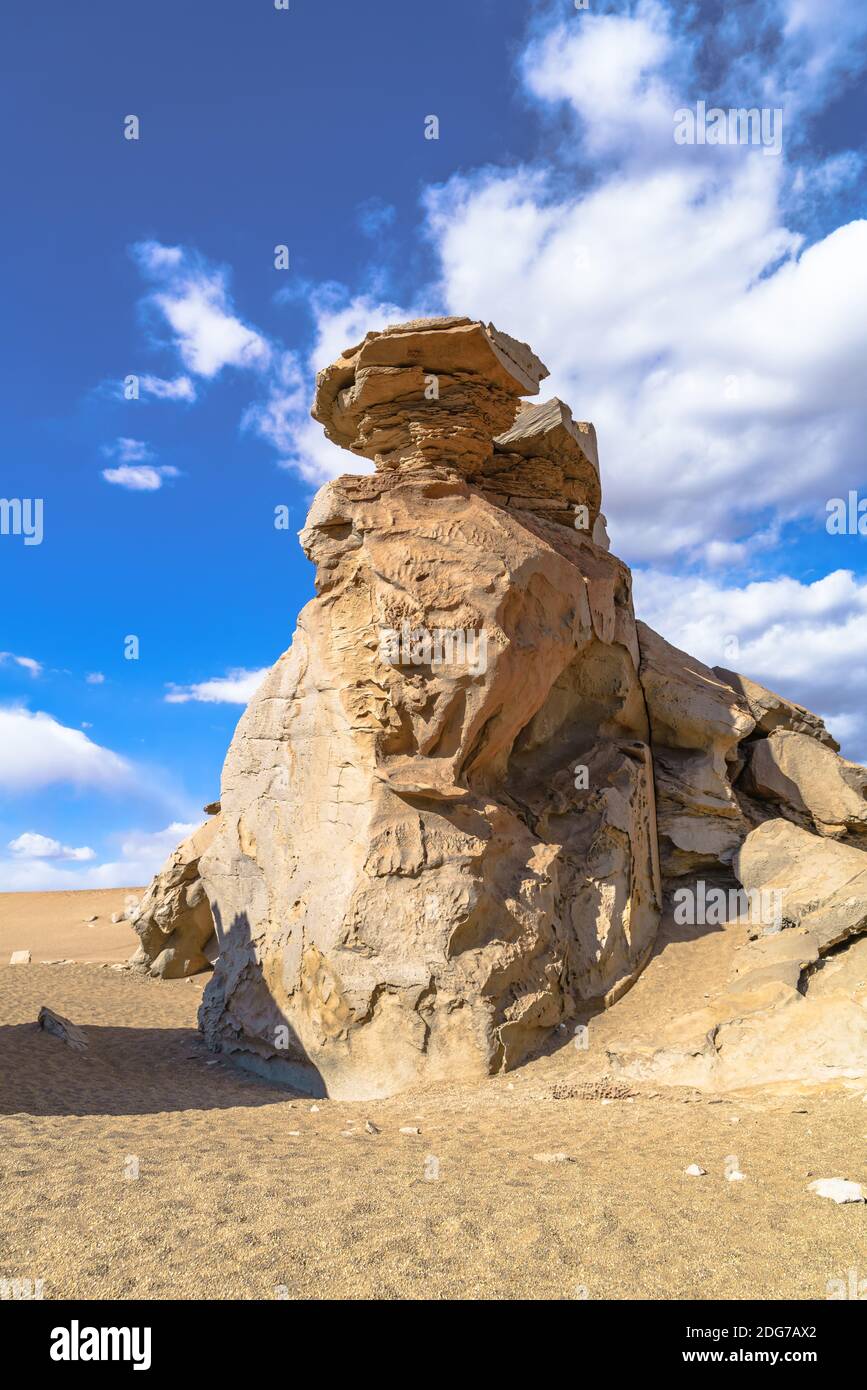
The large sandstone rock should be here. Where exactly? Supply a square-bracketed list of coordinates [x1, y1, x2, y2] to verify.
[198, 317, 661, 1099]
[636, 623, 754, 879]
[735, 818, 867, 947]
[608, 822, 867, 1091]
[713, 667, 839, 750]
[740, 729, 867, 841]
[129, 819, 220, 978]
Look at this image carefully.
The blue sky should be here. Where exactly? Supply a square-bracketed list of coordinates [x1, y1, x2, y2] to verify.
[1, 0, 866, 889]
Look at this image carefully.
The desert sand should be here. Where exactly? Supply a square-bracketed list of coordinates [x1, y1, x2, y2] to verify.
[1, 888, 864, 1301]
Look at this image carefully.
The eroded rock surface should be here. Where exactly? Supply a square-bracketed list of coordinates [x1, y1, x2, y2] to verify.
[636, 623, 754, 879]
[129, 820, 220, 978]
[199, 317, 661, 1099]
[740, 730, 867, 842]
[607, 822, 867, 1091]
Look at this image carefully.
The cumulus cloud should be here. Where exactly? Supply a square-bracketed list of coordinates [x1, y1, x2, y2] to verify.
[164, 668, 270, 705]
[634, 567, 867, 762]
[0, 821, 198, 892]
[8, 832, 95, 862]
[418, 4, 867, 567]
[85, 672, 105, 685]
[0, 707, 134, 793]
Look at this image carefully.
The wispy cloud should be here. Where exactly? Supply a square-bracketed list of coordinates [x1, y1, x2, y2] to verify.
[138, 373, 197, 402]
[0, 652, 42, 677]
[356, 197, 397, 237]
[101, 437, 154, 464]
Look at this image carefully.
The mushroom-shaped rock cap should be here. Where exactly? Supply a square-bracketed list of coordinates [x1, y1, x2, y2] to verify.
[349, 317, 549, 393]
[312, 316, 549, 471]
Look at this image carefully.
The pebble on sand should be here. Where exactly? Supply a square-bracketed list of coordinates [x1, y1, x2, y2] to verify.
[10, 950, 31, 965]
[807, 1178, 865, 1204]
[685, 1164, 707, 1176]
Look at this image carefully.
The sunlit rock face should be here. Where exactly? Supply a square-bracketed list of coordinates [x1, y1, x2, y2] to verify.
[198, 317, 661, 1100]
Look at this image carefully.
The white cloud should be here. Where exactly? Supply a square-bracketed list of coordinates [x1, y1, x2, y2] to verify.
[633, 567, 867, 762]
[418, 5, 867, 566]
[133, 240, 271, 378]
[102, 464, 180, 492]
[0, 820, 199, 892]
[164, 668, 270, 705]
[522, 6, 681, 165]
[0, 652, 42, 677]
[8, 832, 96, 862]
[0, 707, 134, 793]
[85, 672, 105, 685]
[139, 374, 197, 402]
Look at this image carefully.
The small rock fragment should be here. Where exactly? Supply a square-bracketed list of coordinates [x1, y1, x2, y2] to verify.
[533, 1152, 573, 1164]
[38, 1006, 88, 1053]
[685, 1164, 707, 1177]
[399, 1126, 421, 1135]
[364, 1120, 381, 1135]
[807, 1178, 865, 1204]
[10, 950, 31, 965]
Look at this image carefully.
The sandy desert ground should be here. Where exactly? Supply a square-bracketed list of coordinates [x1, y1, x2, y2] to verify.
[1, 888, 865, 1301]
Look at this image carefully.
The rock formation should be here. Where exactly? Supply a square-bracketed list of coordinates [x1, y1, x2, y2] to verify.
[124, 314, 867, 1100]
[129, 819, 220, 978]
[636, 623, 754, 879]
[197, 317, 661, 1099]
[608, 819, 867, 1090]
